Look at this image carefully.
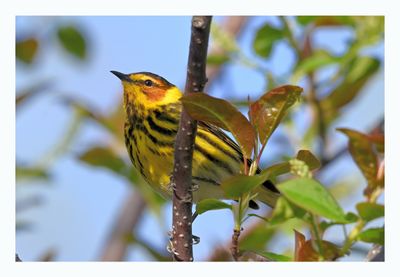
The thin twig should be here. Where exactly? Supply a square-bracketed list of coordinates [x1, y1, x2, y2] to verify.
[206, 16, 248, 90]
[100, 192, 146, 261]
[281, 16, 327, 158]
[231, 229, 241, 261]
[367, 245, 384, 261]
[171, 16, 212, 262]
[208, 210, 275, 261]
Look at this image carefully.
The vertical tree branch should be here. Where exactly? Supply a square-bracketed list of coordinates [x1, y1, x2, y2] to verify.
[171, 16, 212, 262]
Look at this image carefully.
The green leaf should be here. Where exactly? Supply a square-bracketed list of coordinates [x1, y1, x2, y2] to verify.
[259, 162, 291, 179]
[181, 92, 255, 158]
[356, 202, 384, 222]
[257, 151, 319, 182]
[78, 146, 165, 214]
[354, 16, 384, 46]
[221, 174, 266, 199]
[256, 251, 292, 261]
[357, 227, 384, 245]
[245, 213, 269, 223]
[296, 16, 318, 26]
[196, 199, 232, 215]
[344, 212, 359, 223]
[78, 146, 134, 180]
[16, 37, 39, 64]
[16, 166, 49, 181]
[207, 53, 230, 65]
[292, 49, 339, 83]
[320, 212, 359, 232]
[57, 25, 87, 60]
[296, 16, 355, 27]
[253, 23, 283, 58]
[296, 150, 321, 170]
[239, 224, 276, 252]
[210, 23, 239, 53]
[278, 177, 347, 222]
[270, 197, 307, 225]
[249, 85, 303, 146]
[337, 128, 379, 196]
[321, 56, 380, 121]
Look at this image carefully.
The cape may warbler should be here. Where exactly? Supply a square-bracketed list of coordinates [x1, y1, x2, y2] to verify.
[111, 71, 279, 208]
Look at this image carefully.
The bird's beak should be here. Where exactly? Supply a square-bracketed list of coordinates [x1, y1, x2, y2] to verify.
[110, 70, 131, 82]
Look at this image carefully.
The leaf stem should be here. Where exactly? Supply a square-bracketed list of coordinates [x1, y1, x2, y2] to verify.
[310, 214, 324, 259]
[340, 186, 383, 256]
[279, 16, 302, 57]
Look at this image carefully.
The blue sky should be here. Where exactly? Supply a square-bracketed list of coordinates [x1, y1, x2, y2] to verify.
[16, 16, 384, 261]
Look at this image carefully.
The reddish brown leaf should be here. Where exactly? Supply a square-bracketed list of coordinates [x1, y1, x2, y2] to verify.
[338, 128, 379, 197]
[181, 92, 255, 158]
[368, 133, 384, 153]
[294, 230, 341, 261]
[294, 230, 306, 261]
[249, 85, 303, 146]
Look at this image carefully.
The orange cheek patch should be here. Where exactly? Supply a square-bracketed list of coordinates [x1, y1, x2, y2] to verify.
[143, 87, 166, 102]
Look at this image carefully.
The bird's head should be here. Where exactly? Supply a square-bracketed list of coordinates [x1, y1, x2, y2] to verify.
[111, 71, 182, 110]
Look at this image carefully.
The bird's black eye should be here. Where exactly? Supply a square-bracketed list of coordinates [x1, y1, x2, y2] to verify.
[144, 79, 153, 87]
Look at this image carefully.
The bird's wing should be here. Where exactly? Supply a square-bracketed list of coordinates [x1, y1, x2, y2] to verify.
[197, 121, 244, 160]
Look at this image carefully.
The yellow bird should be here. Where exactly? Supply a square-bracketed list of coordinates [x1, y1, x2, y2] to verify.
[111, 71, 279, 208]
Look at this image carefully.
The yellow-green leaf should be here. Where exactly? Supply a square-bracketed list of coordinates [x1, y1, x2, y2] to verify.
[16, 166, 49, 182]
[196, 199, 232, 215]
[181, 92, 255, 158]
[357, 227, 384, 245]
[259, 162, 291, 179]
[16, 37, 39, 64]
[221, 174, 266, 199]
[239, 224, 276, 252]
[278, 177, 347, 222]
[296, 16, 355, 27]
[270, 197, 307, 225]
[78, 146, 136, 181]
[207, 53, 230, 65]
[296, 149, 321, 171]
[255, 251, 292, 261]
